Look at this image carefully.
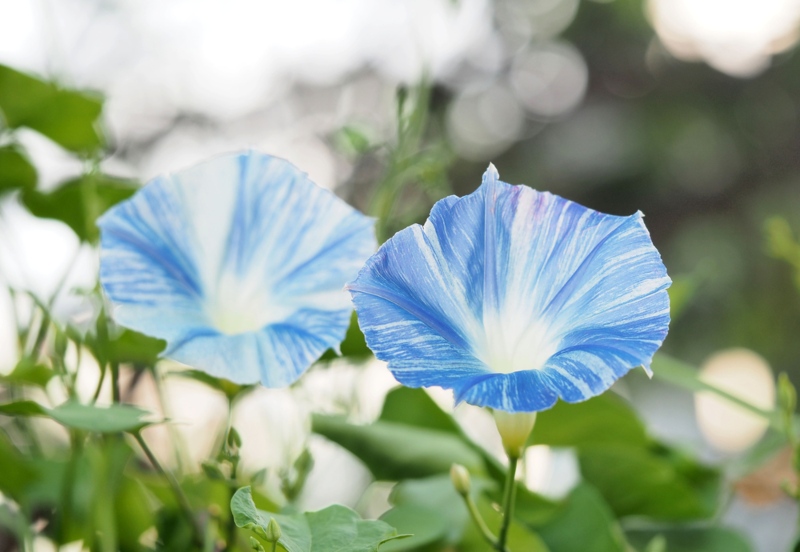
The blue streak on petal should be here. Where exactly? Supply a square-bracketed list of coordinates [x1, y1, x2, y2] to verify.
[482, 165, 501, 316]
[98, 177, 208, 345]
[99, 177, 204, 301]
[422, 193, 485, 329]
[350, 291, 489, 388]
[348, 218, 487, 355]
[100, 151, 376, 387]
[457, 371, 559, 412]
[538, 216, 630, 320]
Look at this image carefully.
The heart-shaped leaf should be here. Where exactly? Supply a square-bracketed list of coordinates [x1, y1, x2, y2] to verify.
[231, 486, 407, 552]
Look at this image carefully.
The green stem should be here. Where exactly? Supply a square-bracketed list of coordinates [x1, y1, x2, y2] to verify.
[133, 432, 201, 544]
[90, 363, 107, 404]
[497, 455, 519, 552]
[153, 365, 186, 473]
[463, 493, 498, 548]
[271, 542, 277, 552]
[26, 309, 50, 361]
[59, 431, 83, 540]
[224, 403, 239, 551]
[203, 515, 217, 552]
[110, 361, 120, 403]
[52, 352, 76, 399]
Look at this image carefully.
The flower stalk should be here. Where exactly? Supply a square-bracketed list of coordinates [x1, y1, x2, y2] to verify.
[494, 410, 536, 552]
[133, 431, 202, 545]
[451, 464, 499, 549]
[497, 455, 519, 552]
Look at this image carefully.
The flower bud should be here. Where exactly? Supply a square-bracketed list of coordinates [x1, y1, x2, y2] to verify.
[493, 410, 537, 459]
[265, 517, 281, 543]
[450, 463, 471, 496]
[227, 427, 243, 449]
[779, 373, 797, 416]
[249, 536, 265, 552]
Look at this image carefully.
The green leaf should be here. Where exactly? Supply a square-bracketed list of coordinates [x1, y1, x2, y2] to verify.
[531, 393, 649, 448]
[382, 475, 473, 547]
[0, 400, 155, 433]
[0, 359, 54, 388]
[577, 443, 720, 520]
[22, 173, 138, 242]
[231, 486, 406, 552]
[534, 484, 628, 552]
[379, 387, 461, 434]
[461, 495, 550, 552]
[0, 145, 36, 194]
[0, 432, 37, 499]
[143, 473, 232, 548]
[0, 64, 104, 153]
[50, 401, 154, 433]
[84, 309, 164, 367]
[114, 474, 156, 550]
[380, 474, 551, 552]
[377, 388, 559, 527]
[0, 400, 47, 417]
[174, 369, 255, 402]
[231, 486, 265, 528]
[378, 506, 447, 551]
[312, 414, 485, 480]
[627, 527, 752, 552]
[106, 329, 165, 365]
[319, 312, 371, 361]
[0, 503, 30, 545]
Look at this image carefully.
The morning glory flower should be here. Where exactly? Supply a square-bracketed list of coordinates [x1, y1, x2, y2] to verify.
[347, 165, 670, 412]
[98, 151, 376, 387]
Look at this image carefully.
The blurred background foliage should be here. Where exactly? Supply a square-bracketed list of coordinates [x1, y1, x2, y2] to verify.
[2, 0, 800, 551]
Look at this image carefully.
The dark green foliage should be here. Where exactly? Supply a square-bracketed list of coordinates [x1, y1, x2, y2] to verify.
[312, 414, 485, 480]
[0, 400, 155, 433]
[22, 173, 139, 243]
[231, 486, 407, 552]
[627, 528, 753, 552]
[0, 64, 104, 153]
[0, 145, 36, 194]
[311, 387, 743, 551]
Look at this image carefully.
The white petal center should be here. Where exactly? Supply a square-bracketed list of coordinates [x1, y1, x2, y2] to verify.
[480, 310, 560, 374]
[207, 273, 293, 336]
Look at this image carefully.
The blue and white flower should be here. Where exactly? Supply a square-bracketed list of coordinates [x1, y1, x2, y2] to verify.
[99, 151, 376, 387]
[347, 165, 671, 412]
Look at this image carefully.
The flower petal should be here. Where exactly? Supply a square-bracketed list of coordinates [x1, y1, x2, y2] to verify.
[349, 165, 670, 411]
[349, 291, 488, 392]
[163, 308, 351, 387]
[99, 151, 376, 386]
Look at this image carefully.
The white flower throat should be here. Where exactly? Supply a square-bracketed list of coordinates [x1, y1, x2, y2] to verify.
[479, 309, 559, 374]
[208, 272, 293, 335]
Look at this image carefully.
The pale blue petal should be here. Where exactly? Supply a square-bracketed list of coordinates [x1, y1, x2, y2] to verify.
[350, 292, 488, 391]
[457, 371, 559, 412]
[99, 151, 376, 386]
[98, 176, 208, 345]
[166, 308, 351, 387]
[349, 165, 670, 412]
